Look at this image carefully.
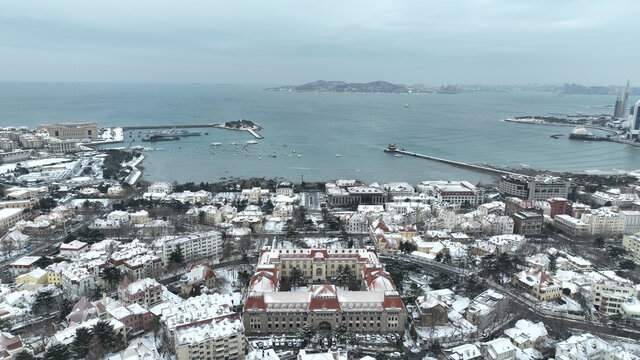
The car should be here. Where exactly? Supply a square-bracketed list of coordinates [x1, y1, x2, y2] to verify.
[390, 352, 402, 359]
[256, 341, 263, 349]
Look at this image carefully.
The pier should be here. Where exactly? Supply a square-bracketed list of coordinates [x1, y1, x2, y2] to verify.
[212, 124, 264, 139]
[384, 144, 520, 176]
[122, 124, 218, 130]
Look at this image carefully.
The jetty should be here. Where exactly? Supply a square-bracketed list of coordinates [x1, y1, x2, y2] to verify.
[383, 144, 520, 176]
[212, 124, 264, 139]
[122, 124, 218, 130]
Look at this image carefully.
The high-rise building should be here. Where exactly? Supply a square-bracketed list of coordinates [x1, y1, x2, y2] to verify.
[630, 99, 640, 140]
[613, 81, 630, 119]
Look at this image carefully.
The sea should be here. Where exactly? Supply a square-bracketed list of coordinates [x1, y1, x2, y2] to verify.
[1, 82, 638, 185]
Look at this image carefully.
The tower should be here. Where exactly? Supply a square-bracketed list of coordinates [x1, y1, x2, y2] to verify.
[614, 81, 630, 119]
[630, 99, 640, 140]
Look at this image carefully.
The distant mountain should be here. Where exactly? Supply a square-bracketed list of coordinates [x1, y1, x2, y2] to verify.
[265, 80, 422, 93]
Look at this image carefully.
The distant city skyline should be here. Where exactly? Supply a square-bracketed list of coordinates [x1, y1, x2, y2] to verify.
[1, 0, 639, 85]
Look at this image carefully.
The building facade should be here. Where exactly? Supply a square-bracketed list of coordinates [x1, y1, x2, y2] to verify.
[46, 122, 99, 140]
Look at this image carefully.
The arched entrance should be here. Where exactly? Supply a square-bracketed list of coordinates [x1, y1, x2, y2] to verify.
[318, 321, 332, 332]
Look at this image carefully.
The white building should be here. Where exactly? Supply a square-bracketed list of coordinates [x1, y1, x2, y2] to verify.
[382, 182, 415, 200]
[591, 189, 638, 207]
[0, 208, 28, 231]
[480, 338, 516, 360]
[481, 215, 514, 236]
[160, 230, 223, 264]
[61, 265, 97, 299]
[418, 181, 483, 206]
[59, 240, 89, 259]
[555, 333, 638, 360]
[588, 271, 636, 315]
[620, 210, 640, 235]
[622, 232, 640, 263]
[581, 209, 624, 236]
[553, 214, 590, 238]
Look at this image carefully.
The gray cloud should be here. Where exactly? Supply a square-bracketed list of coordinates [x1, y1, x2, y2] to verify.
[0, 0, 637, 85]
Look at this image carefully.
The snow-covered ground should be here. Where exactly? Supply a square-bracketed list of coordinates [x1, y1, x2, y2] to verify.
[0, 157, 73, 174]
[539, 295, 583, 313]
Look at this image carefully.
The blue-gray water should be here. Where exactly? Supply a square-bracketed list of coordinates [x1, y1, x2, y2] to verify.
[1, 82, 638, 184]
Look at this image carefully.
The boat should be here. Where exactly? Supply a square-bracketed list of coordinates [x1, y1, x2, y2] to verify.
[153, 128, 201, 136]
[142, 135, 180, 142]
[246, 140, 258, 145]
[393, 154, 403, 158]
[210, 142, 222, 146]
[297, 154, 301, 158]
[404, 104, 411, 108]
[292, 150, 296, 153]
[335, 154, 342, 157]
[231, 142, 239, 146]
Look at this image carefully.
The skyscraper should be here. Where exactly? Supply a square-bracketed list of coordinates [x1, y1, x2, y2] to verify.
[613, 81, 630, 119]
[630, 99, 640, 140]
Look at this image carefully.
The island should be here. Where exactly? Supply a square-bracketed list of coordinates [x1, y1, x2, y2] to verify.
[213, 119, 263, 139]
[265, 80, 429, 93]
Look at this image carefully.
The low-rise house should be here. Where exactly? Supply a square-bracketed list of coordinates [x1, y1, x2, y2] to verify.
[15, 268, 48, 290]
[59, 240, 89, 259]
[7, 256, 41, 276]
[512, 268, 562, 302]
[0, 332, 25, 359]
[480, 338, 516, 360]
[51, 318, 126, 347]
[445, 344, 482, 360]
[465, 289, 507, 330]
[481, 215, 514, 236]
[0, 208, 28, 231]
[503, 319, 548, 349]
[180, 264, 216, 296]
[555, 333, 638, 360]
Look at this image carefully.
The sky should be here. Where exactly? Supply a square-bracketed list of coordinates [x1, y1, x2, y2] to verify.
[1, 0, 638, 85]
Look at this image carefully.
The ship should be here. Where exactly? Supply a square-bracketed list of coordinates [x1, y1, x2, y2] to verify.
[152, 128, 202, 136]
[142, 135, 180, 142]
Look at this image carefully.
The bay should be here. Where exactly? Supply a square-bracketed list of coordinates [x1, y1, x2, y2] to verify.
[1, 82, 638, 184]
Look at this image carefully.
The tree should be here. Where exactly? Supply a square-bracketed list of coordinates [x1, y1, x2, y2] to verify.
[332, 323, 353, 344]
[607, 246, 626, 259]
[15, 351, 35, 360]
[91, 320, 119, 353]
[289, 267, 304, 288]
[398, 241, 417, 254]
[298, 324, 316, 342]
[169, 246, 185, 266]
[44, 344, 72, 360]
[619, 259, 636, 270]
[72, 327, 92, 359]
[33, 289, 55, 315]
[0, 318, 11, 331]
[375, 352, 388, 360]
[35, 256, 53, 269]
[100, 266, 122, 290]
[549, 254, 558, 273]
[58, 298, 73, 322]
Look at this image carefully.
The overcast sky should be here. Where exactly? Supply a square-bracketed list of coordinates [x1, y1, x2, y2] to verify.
[1, 0, 638, 85]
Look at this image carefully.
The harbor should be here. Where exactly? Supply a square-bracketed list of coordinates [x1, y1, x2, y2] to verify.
[383, 144, 521, 177]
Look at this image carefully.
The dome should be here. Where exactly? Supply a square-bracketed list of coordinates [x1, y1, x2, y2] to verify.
[570, 127, 592, 136]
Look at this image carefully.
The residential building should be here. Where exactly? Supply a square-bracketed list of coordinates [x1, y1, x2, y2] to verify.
[382, 182, 415, 200]
[160, 230, 223, 264]
[581, 209, 624, 236]
[445, 344, 482, 360]
[620, 210, 640, 234]
[481, 215, 514, 236]
[118, 278, 163, 307]
[591, 189, 638, 207]
[276, 181, 294, 197]
[162, 294, 245, 360]
[180, 264, 217, 296]
[503, 319, 548, 349]
[555, 333, 638, 360]
[15, 268, 48, 290]
[588, 271, 636, 315]
[0, 332, 25, 359]
[61, 265, 97, 299]
[547, 198, 572, 218]
[553, 215, 590, 238]
[0, 208, 28, 231]
[622, 232, 640, 263]
[498, 174, 570, 201]
[466, 290, 507, 330]
[512, 211, 543, 236]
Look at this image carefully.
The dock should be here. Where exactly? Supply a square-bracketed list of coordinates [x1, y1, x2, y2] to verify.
[122, 124, 218, 130]
[384, 144, 520, 176]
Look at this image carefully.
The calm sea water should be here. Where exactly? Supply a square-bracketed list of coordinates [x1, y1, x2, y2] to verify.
[1, 82, 638, 184]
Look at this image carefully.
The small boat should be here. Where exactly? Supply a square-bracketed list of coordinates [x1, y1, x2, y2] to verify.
[210, 142, 222, 146]
[246, 140, 258, 145]
[204, 132, 209, 135]
[393, 154, 403, 158]
[292, 150, 296, 153]
[335, 154, 342, 157]
[231, 142, 239, 146]
[258, 156, 262, 160]
[297, 154, 301, 158]
[269, 154, 276, 158]
[404, 104, 411, 108]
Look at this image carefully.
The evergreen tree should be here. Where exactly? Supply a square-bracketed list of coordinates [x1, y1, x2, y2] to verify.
[169, 246, 185, 265]
[58, 298, 73, 322]
[44, 344, 72, 360]
[100, 266, 123, 290]
[15, 351, 35, 360]
[289, 266, 304, 288]
[72, 327, 92, 359]
[92, 320, 118, 353]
